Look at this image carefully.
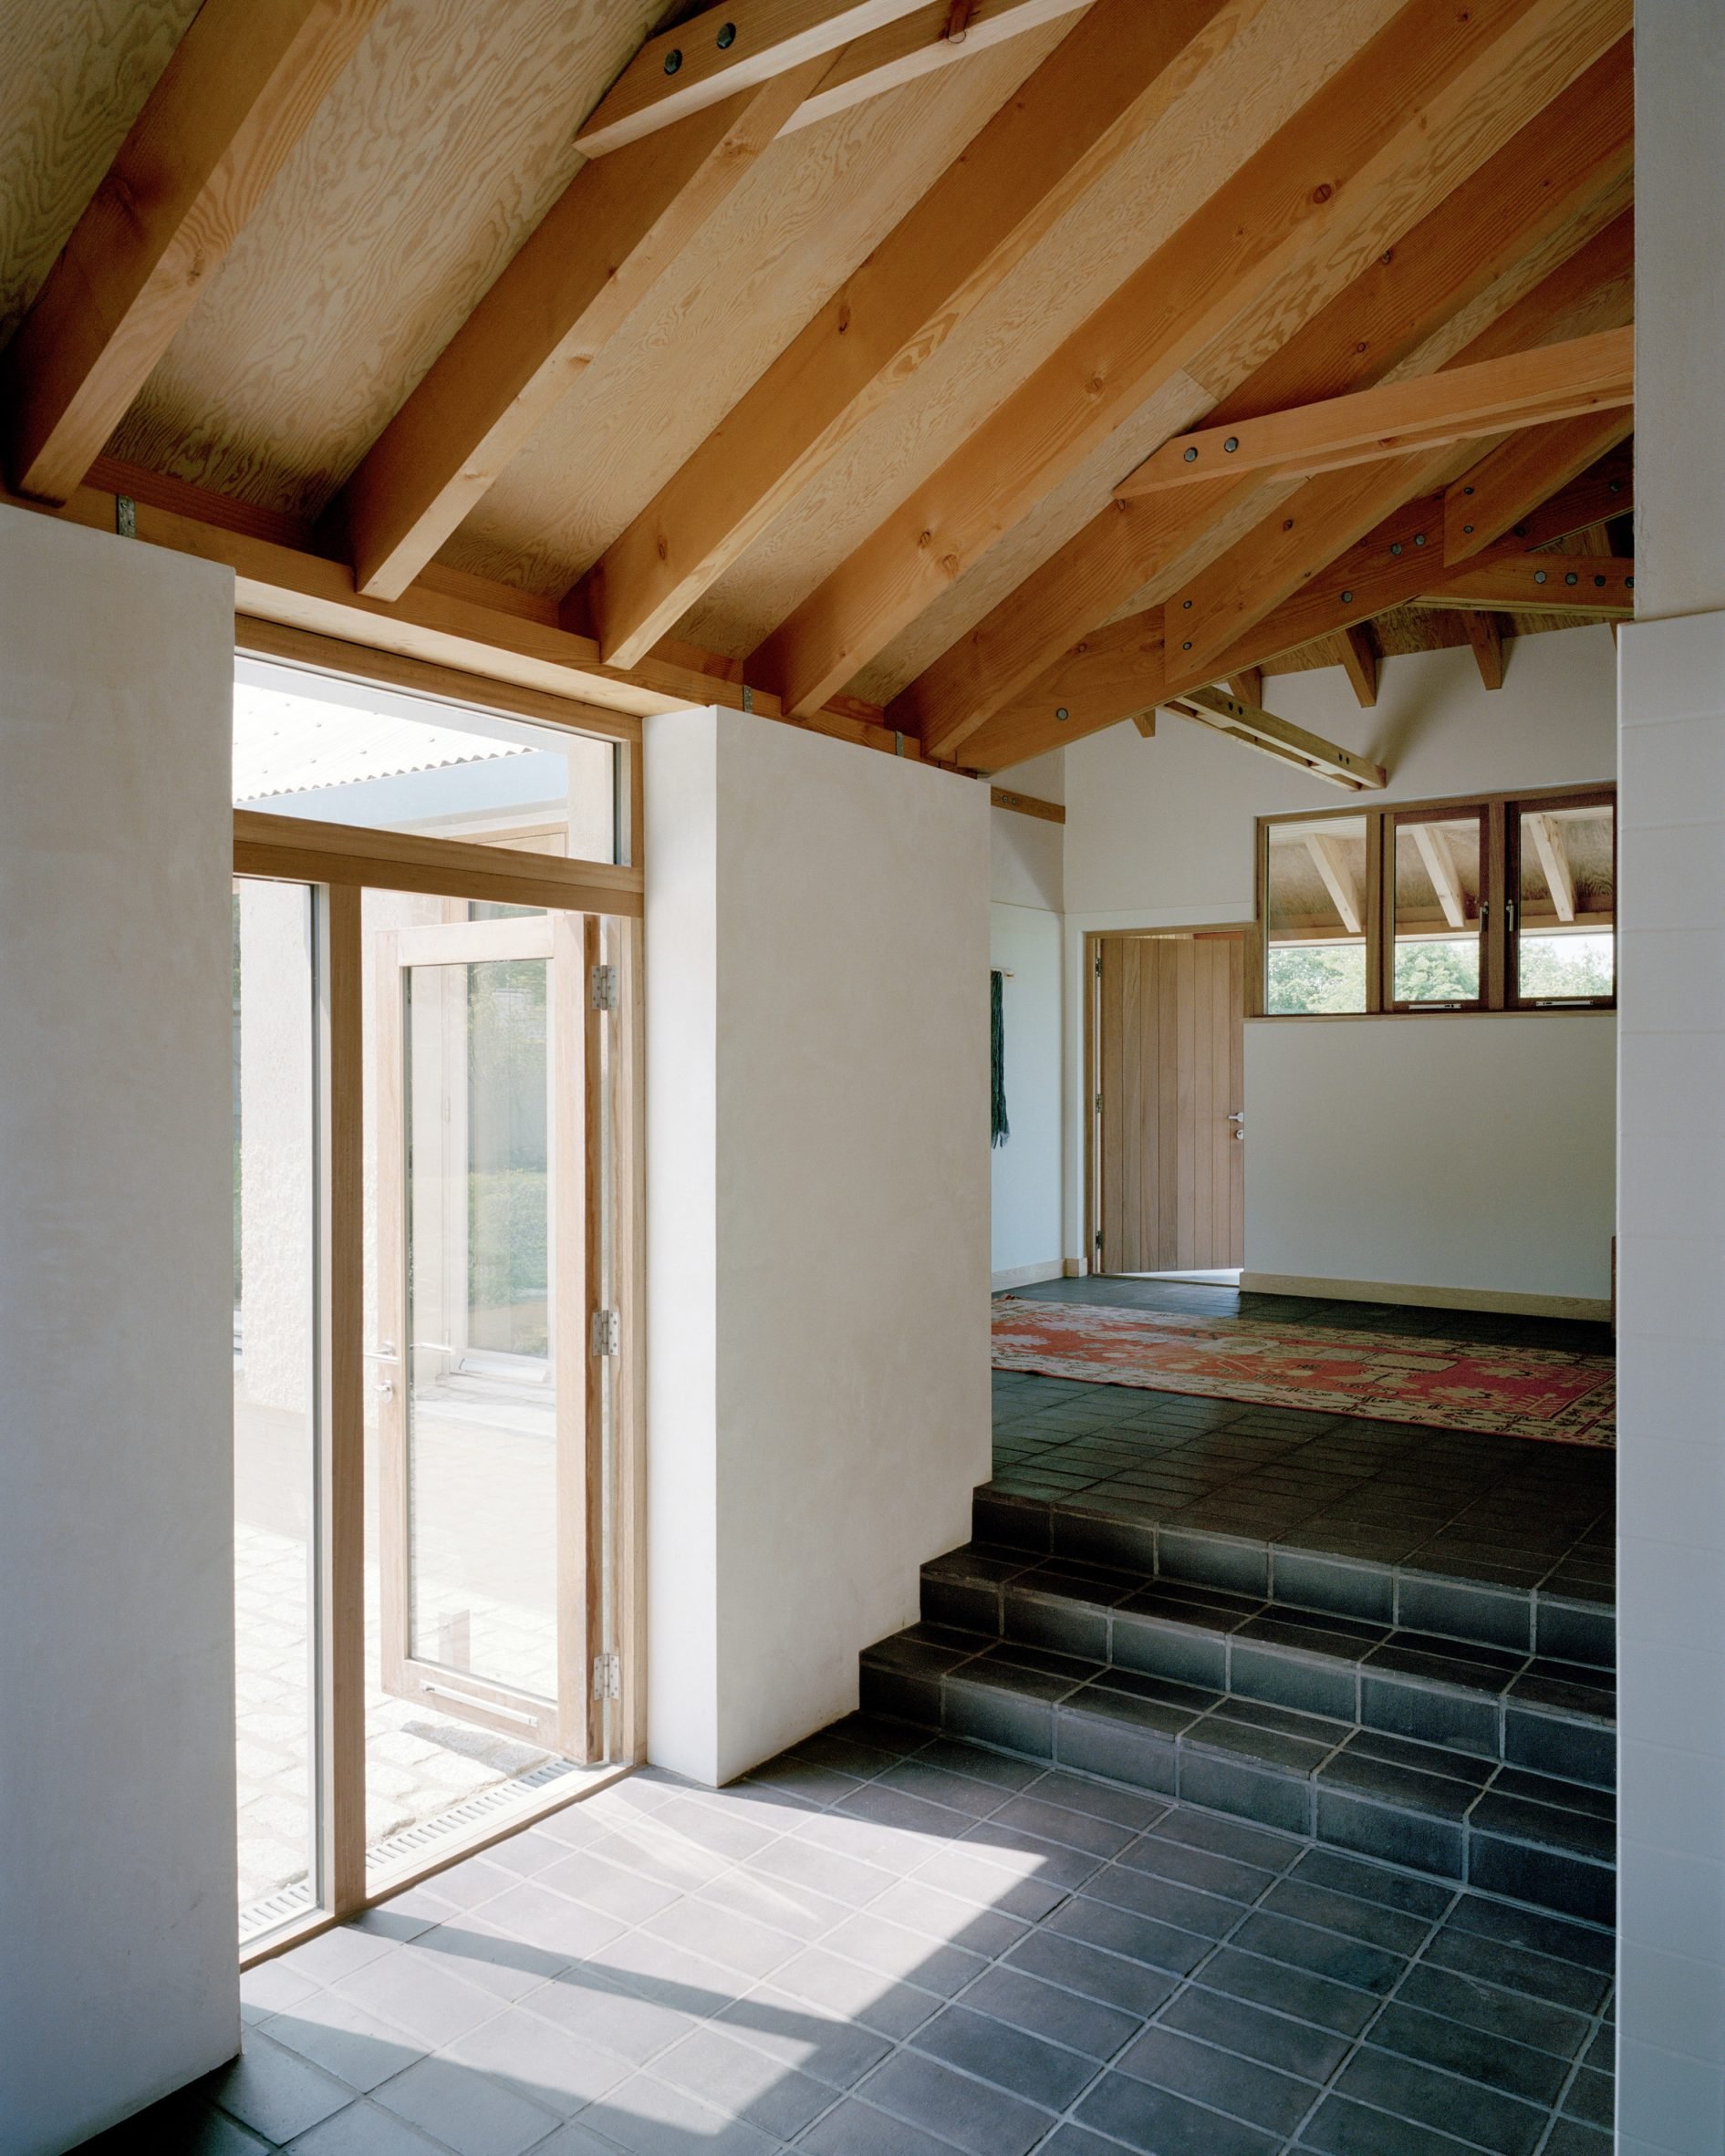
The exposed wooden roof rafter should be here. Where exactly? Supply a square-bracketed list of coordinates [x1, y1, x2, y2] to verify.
[4, 0, 388, 505]
[899, 43, 1634, 761]
[575, 0, 1248, 670]
[753, 0, 1630, 720]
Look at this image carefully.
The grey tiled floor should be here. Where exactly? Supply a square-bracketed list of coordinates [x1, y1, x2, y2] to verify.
[86, 1715, 1614, 2156]
[989, 1284, 1615, 1601]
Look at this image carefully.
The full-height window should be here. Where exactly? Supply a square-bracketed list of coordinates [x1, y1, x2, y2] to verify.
[230, 651, 641, 1954]
[1257, 786, 1616, 1016]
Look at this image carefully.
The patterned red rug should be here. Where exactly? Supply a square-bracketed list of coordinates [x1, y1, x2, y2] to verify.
[992, 1299, 1615, 1446]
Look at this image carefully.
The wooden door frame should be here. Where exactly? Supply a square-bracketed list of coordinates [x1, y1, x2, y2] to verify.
[235, 813, 644, 1965]
[1083, 922, 1258, 1278]
[373, 912, 598, 1758]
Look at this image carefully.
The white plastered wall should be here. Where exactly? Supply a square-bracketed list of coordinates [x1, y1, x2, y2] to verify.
[1047, 629, 1618, 1301]
[1616, 4, 1725, 2144]
[645, 709, 992, 1787]
[991, 747, 1065, 1288]
[0, 507, 239, 2150]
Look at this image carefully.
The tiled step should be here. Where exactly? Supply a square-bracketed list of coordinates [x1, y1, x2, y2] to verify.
[920, 1541, 1616, 1793]
[859, 1622, 1615, 1928]
[974, 1485, 1614, 1671]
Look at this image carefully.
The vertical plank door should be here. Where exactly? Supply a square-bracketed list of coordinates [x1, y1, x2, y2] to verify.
[1097, 933, 1243, 1271]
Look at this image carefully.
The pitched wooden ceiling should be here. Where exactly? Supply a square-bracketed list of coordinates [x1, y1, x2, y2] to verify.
[0, 0, 1634, 777]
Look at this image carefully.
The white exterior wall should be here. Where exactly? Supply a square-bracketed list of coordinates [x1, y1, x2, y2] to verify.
[1617, 9, 1725, 2138]
[990, 747, 1065, 1288]
[0, 508, 239, 2150]
[645, 710, 992, 1787]
[1052, 629, 1618, 1300]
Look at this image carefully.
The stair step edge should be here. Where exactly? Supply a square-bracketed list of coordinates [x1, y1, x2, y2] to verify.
[970, 1492, 1615, 1668]
[859, 1643, 1614, 1928]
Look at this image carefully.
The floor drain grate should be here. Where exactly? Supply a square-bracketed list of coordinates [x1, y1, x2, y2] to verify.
[365, 1756, 589, 1879]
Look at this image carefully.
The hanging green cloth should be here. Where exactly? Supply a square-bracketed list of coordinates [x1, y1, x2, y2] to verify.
[991, 969, 1009, 1148]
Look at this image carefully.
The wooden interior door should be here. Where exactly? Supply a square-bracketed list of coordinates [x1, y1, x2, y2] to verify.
[372, 910, 607, 1760]
[1097, 933, 1244, 1272]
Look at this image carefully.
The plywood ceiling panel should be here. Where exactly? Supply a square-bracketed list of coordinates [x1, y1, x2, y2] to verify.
[0, 0, 200, 347]
[108, 0, 666, 521]
[438, 22, 1065, 601]
[681, 0, 1403, 669]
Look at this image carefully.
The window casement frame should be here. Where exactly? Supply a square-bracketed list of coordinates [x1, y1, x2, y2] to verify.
[1505, 783, 1618, 1012]
[1253, 783, 1616, 1019]
[1385, 800, 1492, 1014]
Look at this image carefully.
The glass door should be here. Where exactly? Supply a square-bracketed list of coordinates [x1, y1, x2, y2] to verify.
[371, 911, 604, 1760]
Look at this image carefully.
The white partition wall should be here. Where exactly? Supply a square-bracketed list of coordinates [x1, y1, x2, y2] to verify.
[1617, 5, 1725, 2147]
[0, 508, 240, 2150]
[644, 709, 992, 1786]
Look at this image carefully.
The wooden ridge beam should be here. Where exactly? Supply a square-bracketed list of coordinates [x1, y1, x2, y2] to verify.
[1444, 406, 1632, 559]
[577, 0, 1247, 669]
[333, 72, 816, 602]
[893, 39, 1632, 758]
[1165, 684, 1387, 790]
[5, 0, 386, 504]
[574, 0, 931, 155]
[1, 461, 940, 767]
[961, 445, 1633, 770]
[758, 0, 1630, 720]
[1413, 553, 1634, 612]
[1202, 451, 1634, 680]
[1160, 206, 1635, 697]
[1117, 328, 1632, 495]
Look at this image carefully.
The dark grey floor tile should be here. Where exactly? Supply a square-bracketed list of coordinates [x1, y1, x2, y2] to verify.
[1392, 1964, 1592, 2061]
[1003, 1928, 1179, 2018]
[1287, 1848, 1452, 1922]
[1151, 1809, 1303, 1873]
[1197, 1947, 1380, 2038]
[1335, 2046, 1550, 2156]
[1230, 1912, 1407, 1996]
[1562, 2063, 1615, 2128]
[205, 2034, 358, 2145]
[1075, 2068, 1283, 2155]
[909, 2002, 1098, 2109]
[80, 2093, 276, 2155]
[985, 1791, 1137, 1859]
[799, 2095, 957, 2156]
[1365, 2001, 1571, 2106]
[1078, 1861, 1240, 1941]
[1542, 2118, 1614, 2155]
[1161, 1982, 1349, 2083]
[1117, 1829, 1274, 1905]
[956, 1964, 1140, 2061]
[714, 1988, 893, 2091]
[1419, 1926, 1610, 2016]
[651, 2025, 835, 2140]
[857, 2045, 1053, 2156]
[1298, 2091, 1490, 2153]
[1259, 1877, 1432, 1957]
[1047, 1891, 1214, 1978]
[1441, 1892, 1615, 1973]
[1114, 2021, 1315, 2132]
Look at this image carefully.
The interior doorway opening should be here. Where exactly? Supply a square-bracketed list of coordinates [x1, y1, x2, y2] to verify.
[1089, 928, 1251, 1280]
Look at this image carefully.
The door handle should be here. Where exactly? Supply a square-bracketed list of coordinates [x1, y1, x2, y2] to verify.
[1227, 1112, 1245, 1125]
